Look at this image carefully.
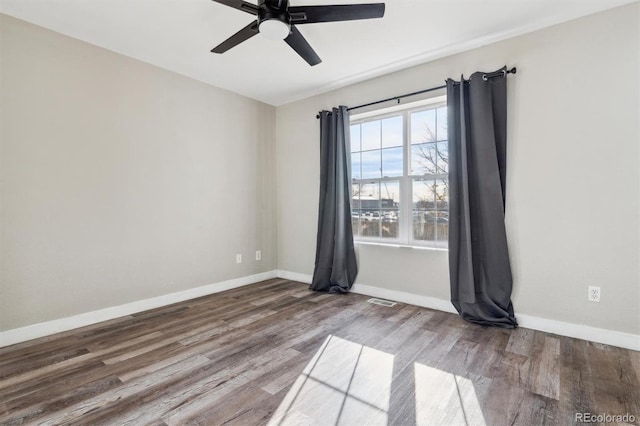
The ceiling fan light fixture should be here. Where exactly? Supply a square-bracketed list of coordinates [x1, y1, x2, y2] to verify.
[259, 19, 291, 41]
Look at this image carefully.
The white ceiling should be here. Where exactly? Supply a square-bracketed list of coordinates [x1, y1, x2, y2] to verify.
[0, 0, 635, 105]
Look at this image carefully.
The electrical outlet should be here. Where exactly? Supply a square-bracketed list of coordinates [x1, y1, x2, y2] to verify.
[236, 253, 242, 264]
[256, 250, 261, 261]
[588, 286, 600, 302]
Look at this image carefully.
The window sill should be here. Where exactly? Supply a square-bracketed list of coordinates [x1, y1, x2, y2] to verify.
[354, 240, 448, 252]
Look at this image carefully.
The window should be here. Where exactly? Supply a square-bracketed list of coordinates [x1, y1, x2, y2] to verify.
[350, 97, 448, 248]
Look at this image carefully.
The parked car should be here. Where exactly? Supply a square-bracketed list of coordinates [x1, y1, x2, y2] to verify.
[413, 212, 449, 223]
[361, 211, 380, 221]
[382, 211, 398, 222]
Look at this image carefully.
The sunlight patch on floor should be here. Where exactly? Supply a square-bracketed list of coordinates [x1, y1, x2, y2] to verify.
[414, 363, 486, 426]
[268, 335, 394, 426]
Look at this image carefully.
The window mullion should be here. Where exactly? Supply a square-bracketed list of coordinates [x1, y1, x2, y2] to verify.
[378, 122, 382, 238]
[433, 180, 438, 242]
[403, 110, 411, 245]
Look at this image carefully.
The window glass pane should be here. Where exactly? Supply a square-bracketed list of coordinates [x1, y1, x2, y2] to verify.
[351, 152, 361, 180]
[352, 183, 362, 210]
[359, 182, 380, 209]
[435, 179, 449, 210]
[413, 179, 436, 241]
[411, 109, 436, 144]
[381, 181, 400, 239]
[361, 212, 380, 238]
[381, 147, 403, 177]
[351, 184, 361, 237]
[360, 182, 380, 238]
[361, 150, 381, 179]
[436, 141, 449, 174]
[413, 179, 435, 209]
[436, 107, 448, 142]
[352, 210, 361, 237]
[436, 212, 448, 242]
[411, 143, 437, 175]
[413, 212, 435, 241]
[435, 179, 448, 243]
[361, 120, 381, 151]
[350, 124, 361, 152]
[381, 116, 403, 148]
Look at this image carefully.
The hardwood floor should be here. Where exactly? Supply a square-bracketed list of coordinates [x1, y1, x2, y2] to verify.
[1, 279, 638, 425]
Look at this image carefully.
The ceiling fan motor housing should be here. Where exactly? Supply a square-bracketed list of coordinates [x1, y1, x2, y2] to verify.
[259, 10, 290, 26]
[259, 0, 290, 23]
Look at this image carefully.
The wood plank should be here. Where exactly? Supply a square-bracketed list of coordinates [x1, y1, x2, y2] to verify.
[527, 334, 560, 400]
[505, 327, 536, 356]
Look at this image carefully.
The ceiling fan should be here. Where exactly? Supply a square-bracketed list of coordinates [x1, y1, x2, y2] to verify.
[210, 0, 385, 66]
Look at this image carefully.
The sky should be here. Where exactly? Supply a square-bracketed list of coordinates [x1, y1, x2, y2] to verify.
[351, 107, 448, 180]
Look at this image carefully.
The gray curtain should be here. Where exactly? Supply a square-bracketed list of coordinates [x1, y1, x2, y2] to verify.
[311, 106, 358, 293]
[447, 67, 517, 328]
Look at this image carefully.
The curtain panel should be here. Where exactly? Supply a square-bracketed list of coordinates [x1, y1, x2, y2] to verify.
[447, 67, 517, 328]
[311, 106, 358, 293]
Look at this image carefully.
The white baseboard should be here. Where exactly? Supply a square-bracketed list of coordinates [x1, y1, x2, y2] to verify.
[276, 270, 457, 314]
[351, 283, 458, 315]
[0, 270, 278, 348]
[3, 269, 637, 351]
[276, 270, 314, 285]
[516, 314, 640, 351]
[276, 270, 640, 351]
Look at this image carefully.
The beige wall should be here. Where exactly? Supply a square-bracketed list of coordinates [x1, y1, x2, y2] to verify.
[276, 4, 640, 335]
[2, 4, 639, 337]
[0, 15, 277, 331]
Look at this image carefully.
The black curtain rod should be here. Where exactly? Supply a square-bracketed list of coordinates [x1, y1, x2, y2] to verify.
[316, 67, 516, 119]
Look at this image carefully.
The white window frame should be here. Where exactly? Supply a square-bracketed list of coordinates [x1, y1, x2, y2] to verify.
[350, 95, 448, 249]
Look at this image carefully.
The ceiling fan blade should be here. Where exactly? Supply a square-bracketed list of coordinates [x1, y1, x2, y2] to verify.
[289, 3, 385, 24]
[211, 0, 259, 15]
[285, 26, 322, 66]
[211, 21, 259, 53]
